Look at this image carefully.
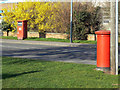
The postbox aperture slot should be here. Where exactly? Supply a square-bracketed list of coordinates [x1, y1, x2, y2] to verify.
[18, 22, 22, 26]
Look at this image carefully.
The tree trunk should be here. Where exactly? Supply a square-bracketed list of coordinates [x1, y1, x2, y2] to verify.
[7, 30, 9, 36]
[39, 32, 46, 38]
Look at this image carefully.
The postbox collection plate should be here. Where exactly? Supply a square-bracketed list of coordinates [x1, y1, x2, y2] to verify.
[18, 22, 22, 26]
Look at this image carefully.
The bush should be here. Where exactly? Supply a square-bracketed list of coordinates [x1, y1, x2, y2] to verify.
[1, 21, 13, 31]
[72, 11, 90, 40]
[1, 20, 13, 36]
[72, 3, 102, 40]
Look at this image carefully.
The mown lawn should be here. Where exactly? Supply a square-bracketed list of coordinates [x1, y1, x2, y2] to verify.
[1, 36, 97, 44]
[2, 57, 119, 88]
[1, 36, 17, 40]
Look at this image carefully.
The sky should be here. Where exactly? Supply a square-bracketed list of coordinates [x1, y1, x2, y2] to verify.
[0, 0, 114, 3]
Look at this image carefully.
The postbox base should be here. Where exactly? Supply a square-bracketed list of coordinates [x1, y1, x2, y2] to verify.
[17, 37, 27, 40]
[96, 67, 110, 72]
[17, 37, 23, 40]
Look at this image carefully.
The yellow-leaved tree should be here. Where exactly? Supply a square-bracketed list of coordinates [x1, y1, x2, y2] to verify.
[2, 1, 61, 37]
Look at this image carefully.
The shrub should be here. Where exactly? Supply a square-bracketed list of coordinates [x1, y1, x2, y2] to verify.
[72, 11, 90, 40]
[1, 20, 13, 36]
[72, 3, 102, 40]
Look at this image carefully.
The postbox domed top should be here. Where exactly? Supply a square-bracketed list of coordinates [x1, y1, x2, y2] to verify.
[17, 20, 28, 22]
[95, 30, 110, 35]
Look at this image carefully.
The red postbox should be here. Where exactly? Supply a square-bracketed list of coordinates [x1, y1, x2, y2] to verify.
[17, 20, 27, 40]
[95, 30, 110, 70]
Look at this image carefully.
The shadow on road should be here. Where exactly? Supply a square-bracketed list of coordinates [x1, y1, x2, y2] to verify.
[2, 46, 97, 62]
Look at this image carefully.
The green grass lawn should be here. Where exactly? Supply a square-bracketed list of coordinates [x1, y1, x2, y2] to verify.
[1, 36, 97, 44]
[1, 36, 17, 40]
[2, 57, 119, 88]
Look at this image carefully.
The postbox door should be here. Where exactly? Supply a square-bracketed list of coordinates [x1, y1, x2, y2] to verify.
[18, 27, 23, 36]
[17, 22, 23, 39]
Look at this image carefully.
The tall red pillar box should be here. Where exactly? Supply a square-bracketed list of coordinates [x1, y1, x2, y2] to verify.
[95, 30, 110, 70]
[17, 20, 27, 40]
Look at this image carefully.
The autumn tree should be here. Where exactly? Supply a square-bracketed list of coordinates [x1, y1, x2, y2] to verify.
[2, 1, 60, 37]
[52, 2, 102, 39]
[50, 2, 70, 33]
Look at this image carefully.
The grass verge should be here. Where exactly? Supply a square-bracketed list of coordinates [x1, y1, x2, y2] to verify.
[2, 57, 119, 88]
[1, 36, 97, 44]
[1, 36, 17, 40]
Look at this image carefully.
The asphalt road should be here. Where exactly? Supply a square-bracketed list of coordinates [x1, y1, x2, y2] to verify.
[1, 39, 120, 66]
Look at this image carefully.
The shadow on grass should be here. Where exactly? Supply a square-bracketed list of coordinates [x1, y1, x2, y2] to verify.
[2, 70, 42, 79]
[2, 56, 49, 65]
[6, 59, 40, 65]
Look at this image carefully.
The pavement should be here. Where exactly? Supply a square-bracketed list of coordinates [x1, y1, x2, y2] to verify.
[1, 39, 120, 66]
[1, 39, 96, 47]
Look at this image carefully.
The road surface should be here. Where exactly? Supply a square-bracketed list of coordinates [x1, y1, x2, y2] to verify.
[1, 39, 120, 66]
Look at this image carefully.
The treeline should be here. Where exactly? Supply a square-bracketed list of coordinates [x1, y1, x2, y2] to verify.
[1, 2, 102, 40]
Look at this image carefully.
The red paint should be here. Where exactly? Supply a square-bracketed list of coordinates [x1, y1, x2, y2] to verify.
[17, 20, 27, 40]
[95, 30, 110, 68]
